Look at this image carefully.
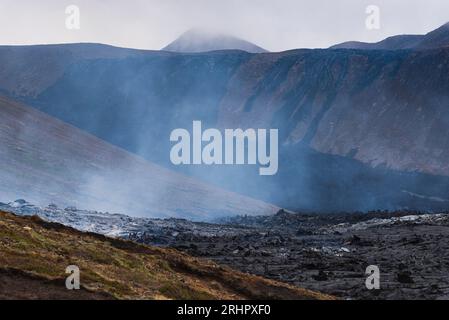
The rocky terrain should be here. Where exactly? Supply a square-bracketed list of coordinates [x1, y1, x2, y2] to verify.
[3, 199, 449, 300]
[212, 212, 449, 300]
[0, 209, 330, 300]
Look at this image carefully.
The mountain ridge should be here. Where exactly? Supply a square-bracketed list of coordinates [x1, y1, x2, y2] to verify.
[331, 21, 449, 50]
[3, 26, 449, 212]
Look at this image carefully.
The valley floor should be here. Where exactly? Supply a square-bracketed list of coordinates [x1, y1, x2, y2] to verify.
[0, 209, 330, 300]
[170, 212, 449, 300]
[2, 200, 449, 300]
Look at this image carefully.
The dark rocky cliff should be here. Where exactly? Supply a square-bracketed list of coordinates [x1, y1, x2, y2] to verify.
[2, 37, 449, 212]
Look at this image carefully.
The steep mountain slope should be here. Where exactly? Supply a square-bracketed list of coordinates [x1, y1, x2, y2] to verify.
[2, 29, 449, 212]
[0, 95, 278, 219]
[330, 35, 422, 50]
[162, 29, 267, 53]
[218, 49, 449, 177]
[331, 22, 449, 50]
[0, 43, 154, 98]
[0, 211, 332, 300]
[5, 43, 449, 178]
[416, 22, 449, 49]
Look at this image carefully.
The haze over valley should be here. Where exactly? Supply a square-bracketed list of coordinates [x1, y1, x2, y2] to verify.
[3, 23, 449, 213]
[3, 2, 449, 301]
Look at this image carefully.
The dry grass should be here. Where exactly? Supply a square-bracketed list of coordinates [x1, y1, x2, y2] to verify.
[0, 211, 335, 300]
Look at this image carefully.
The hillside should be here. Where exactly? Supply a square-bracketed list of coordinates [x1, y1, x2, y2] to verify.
[0, 210, 332, 300]
[331, 22, 449, 50]
[0, 43, 155, 98]
[0, 95, 278, 219]
[4, 42, 449, 179]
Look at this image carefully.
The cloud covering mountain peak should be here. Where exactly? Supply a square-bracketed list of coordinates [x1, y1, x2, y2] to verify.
[162, 28, 268, 53]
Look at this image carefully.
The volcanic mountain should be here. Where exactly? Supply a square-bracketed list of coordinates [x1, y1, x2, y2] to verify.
[331, 22, 449, 50]
[162, 29, 268, 53]
[0, 95, 278, 219]
[2, 24, 449, 212]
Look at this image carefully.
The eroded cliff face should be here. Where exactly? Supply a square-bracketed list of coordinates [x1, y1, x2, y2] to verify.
[218, 49, 449, 176]
[3, 45, 449, 176]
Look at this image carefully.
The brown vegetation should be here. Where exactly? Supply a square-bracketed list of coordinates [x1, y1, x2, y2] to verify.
[0, 211, 334, 300]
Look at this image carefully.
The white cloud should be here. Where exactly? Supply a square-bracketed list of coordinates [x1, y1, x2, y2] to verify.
[0, 0, 448, 51]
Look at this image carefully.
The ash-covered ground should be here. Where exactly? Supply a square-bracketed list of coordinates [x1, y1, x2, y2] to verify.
[2, 199, 449, 300]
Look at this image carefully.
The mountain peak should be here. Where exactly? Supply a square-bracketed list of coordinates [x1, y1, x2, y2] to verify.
[162, 28, 268, 53]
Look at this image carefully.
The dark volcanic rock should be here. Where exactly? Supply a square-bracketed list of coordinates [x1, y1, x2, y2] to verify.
[3, 201, 449, 300]
[312, 271, 329, 281]
[397, 272, 414, 284]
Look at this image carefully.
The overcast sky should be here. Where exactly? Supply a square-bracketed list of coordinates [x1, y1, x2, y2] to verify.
[0, 0, 449, 51]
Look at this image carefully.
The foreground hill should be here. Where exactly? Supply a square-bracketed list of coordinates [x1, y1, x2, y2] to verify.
[0, 211, 331, 300]
[3, 200, 448, 300]
[0, 95, 278, 219]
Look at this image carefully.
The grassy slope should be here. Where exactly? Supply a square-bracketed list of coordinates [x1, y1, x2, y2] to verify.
[0, 211, 333, 300]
